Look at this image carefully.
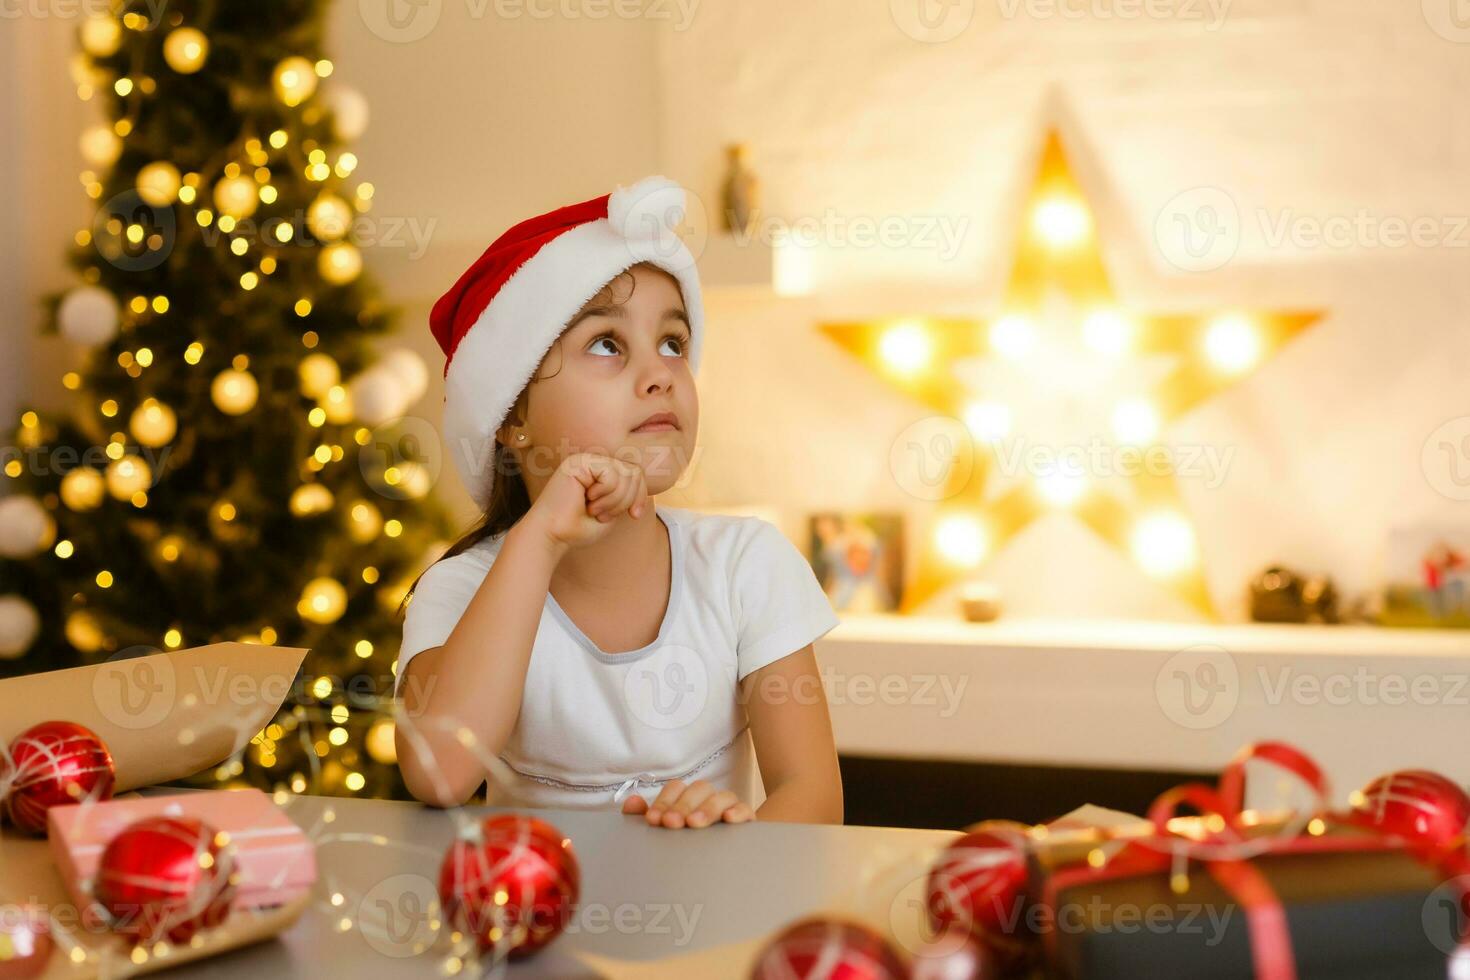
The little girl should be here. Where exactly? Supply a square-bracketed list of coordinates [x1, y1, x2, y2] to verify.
[393, 176, 844, 829]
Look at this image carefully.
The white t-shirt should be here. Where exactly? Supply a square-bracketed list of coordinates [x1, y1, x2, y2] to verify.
[394, 506, 841, 811]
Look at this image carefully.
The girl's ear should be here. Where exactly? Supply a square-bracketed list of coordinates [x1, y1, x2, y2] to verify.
[495, 390, 531, 448]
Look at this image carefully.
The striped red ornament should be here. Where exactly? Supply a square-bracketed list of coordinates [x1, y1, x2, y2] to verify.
[93, 815, 237, 946]
[1348, 769, 1470, 850]
[1, 721, 115, 835]
[438, 813, 580, 959]
[749, 916, 908, 980]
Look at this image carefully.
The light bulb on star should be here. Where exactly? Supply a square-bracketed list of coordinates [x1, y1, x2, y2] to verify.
[878, 321, 932, 375]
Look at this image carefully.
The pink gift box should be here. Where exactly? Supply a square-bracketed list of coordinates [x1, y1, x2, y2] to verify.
[47, 788, 316, 916]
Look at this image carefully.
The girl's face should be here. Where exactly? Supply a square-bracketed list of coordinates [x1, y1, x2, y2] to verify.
[501, 263, 700, 499]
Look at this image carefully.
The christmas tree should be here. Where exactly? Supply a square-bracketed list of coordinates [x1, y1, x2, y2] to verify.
[0, 0, 457, 799]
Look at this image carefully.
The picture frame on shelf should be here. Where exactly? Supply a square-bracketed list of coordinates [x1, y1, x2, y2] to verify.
[1382, 525, 1470, 628]
[807, 512, 905, 613]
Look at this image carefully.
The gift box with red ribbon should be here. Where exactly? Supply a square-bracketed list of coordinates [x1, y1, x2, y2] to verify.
[962, 743, 1470, 979]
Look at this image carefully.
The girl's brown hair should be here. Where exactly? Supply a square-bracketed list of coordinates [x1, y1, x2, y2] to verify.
[397, 261, 667, 616]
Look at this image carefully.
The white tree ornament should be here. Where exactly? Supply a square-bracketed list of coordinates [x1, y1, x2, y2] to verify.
[0, 594, 40, 659]
[57, 285, 121, 346]
[0, 495, 55, 559]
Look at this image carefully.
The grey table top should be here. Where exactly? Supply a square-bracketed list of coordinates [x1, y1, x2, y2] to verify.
[170, 792, 961, 978]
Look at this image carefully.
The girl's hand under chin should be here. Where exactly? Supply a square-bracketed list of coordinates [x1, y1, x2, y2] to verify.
[621, 778, 756, 829]
[524, 451, 652, 553]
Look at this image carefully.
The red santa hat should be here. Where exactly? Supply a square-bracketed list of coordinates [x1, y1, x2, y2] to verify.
[429, 175, 705, 508]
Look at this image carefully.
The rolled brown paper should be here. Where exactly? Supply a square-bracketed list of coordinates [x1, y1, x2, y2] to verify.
[0, 643, 308, 792]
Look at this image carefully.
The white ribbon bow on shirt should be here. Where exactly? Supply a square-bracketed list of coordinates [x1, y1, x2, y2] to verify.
[612, 772, 662, 806]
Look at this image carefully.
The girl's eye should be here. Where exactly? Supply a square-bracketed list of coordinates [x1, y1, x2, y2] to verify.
[588, 335, 620, 357]
[660, 336, 687, 357]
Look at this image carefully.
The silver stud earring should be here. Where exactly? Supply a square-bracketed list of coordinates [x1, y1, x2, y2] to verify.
[517, 434, 526, 441]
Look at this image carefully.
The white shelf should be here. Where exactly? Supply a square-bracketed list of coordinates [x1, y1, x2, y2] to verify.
[827, 614, 1470, 658]
[813, 614, 1470, 808]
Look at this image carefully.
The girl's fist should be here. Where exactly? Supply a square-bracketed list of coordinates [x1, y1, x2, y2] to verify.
[527, 452, 652, 551]
[621, 778, 755, 829]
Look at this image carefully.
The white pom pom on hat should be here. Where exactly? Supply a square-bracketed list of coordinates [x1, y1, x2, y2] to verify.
[428, 175, 705, 509]
[607, 175, 688, 241]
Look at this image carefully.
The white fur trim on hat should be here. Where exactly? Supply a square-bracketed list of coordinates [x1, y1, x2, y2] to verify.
[443, 190, 705, 509]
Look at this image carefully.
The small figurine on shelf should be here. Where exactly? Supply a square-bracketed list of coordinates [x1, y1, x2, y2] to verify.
[959, 581, 1002, 623]
[720, 142, 761, 235]
[1249, 565, 1339, 624]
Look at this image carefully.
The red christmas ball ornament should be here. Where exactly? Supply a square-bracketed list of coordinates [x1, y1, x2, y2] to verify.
[1349, 770, 1470, 850]
[927, 821, 1030, 939]
[93, 816, 237, 946]
[749, 916, 907, 980]
[0, 905, 52, 979]
[438, 813, 580, 959]
[3, 721, 115, 835]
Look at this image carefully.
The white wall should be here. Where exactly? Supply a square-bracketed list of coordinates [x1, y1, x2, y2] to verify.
[0, 14, 90, 429]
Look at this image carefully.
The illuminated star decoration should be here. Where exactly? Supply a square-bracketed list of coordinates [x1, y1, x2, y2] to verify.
[821, 130, 1324, 617]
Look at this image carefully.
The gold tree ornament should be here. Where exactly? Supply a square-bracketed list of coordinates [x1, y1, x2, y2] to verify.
[60, 467, 107, 511]
[136, 161, 182, 206]
[64, 609, 106, 653]
[298, 577, 347, 624]
[365, 719, 397, 765]
[212, 175, 259, 220]
[163, 28, 209, 74]
[346, 500, 382, 543]
[298, 352, 341, 399]
[306, 193, 353, 242]
[80, 15, 123, 57]
[273, 57, 318, 107]
[290, 483, 336, 517]
[129, 398, 177, 447]
[79, 125, 122, 167]
[318, 242, 362, 284]
[104, 455, 152, 500]
[211, 369, 259, 415]
[820, 129, 1325, 617]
